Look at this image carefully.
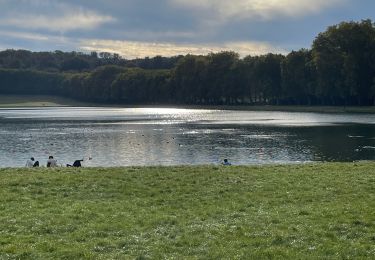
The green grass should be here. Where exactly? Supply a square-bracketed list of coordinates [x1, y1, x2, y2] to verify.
[0, 164, 375, 259]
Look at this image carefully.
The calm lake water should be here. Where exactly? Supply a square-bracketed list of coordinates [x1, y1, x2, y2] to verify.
[0, 107, 374, 167]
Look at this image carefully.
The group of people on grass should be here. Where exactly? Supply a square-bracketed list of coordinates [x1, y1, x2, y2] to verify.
[25, 156, 83, 168]
[26, 156, 231, 167]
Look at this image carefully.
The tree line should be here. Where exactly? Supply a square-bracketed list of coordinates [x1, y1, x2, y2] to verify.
[1, 20, 375, 106]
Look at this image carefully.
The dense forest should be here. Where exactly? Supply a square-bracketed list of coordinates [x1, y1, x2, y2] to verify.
[1, 20, 375, 106]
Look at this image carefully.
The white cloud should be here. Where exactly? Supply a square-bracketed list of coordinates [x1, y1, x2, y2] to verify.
[0, 30, 79, 51]
[0, 30, 50, 41]
[80, 39, 287, 59]
[0, 1, 115, 32]
[1, 12, 114, 32]
[170, 0, 345, 21]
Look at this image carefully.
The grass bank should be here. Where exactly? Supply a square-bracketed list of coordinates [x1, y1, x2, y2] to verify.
[0, 163, 374, 259]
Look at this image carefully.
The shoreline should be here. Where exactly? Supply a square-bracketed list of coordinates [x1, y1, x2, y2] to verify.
[1, 161, 373, 169]
[1, 95, 375, 113]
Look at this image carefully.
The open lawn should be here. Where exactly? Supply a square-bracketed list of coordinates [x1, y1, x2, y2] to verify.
[0, 163, 375, 259]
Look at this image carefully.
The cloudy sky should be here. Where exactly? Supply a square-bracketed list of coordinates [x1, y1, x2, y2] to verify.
[0, 0, 374, 58]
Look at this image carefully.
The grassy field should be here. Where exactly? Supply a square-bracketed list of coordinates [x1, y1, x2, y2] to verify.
[0, 163, 375, 259]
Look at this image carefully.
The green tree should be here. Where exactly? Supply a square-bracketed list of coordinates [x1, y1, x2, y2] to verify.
[281, 49, 316, 105]
[206, 51, 239, 104]
[172, 55, 209, 104]
[84, 65, 124, 102]
[312, 20, 375, 105]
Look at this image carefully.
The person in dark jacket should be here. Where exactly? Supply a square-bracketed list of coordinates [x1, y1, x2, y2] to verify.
[67, 159, 84, 167]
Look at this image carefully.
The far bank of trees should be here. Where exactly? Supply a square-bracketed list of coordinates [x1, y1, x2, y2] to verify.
[1, 20, 375, 106]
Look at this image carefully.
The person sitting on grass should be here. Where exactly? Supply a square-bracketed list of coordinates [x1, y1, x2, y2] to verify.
[26, 157, 39, 167]
[222, 158, 232, 166]
[46, 156, 58, 167]
[67, 159, 84, 167]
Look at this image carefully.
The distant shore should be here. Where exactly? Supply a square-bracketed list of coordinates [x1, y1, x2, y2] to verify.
[0, 95, 91, 107]
[1, 94, 375, 113]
